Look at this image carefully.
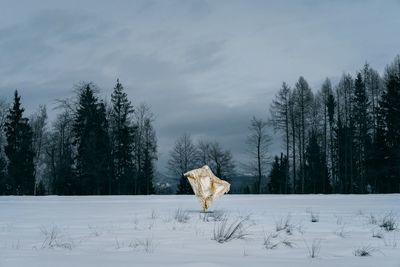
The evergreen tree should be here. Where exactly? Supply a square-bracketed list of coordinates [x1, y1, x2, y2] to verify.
[177, 174, 193, 194]
[304, 131, 331, 194]
[73, 83, 111, 195]
[379, 59, 400, 192]
[267, 154, 288, 194]
[110, 79, 135, 194]
[366, 113, 388, 193]
[335, 74, 355, 193]
[352, 72, 370, 193]
[4, 90, 35, 195]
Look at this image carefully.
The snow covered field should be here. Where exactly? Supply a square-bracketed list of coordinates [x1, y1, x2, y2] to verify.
[0, 195, 399, 267]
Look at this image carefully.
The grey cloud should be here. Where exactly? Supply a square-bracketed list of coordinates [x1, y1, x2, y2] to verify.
[0, 0, 399, 173]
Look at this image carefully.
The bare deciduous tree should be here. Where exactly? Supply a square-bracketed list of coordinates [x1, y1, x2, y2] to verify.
[246, 116, 271, 194]
[167, 133, 198, 177]
[30, 105, 49, 195]
[270, 82, 291, 193]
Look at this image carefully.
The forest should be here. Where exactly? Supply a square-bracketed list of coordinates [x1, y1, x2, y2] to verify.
[0, 56, 399, 195]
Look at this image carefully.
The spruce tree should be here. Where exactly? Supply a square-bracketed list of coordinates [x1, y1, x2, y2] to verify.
[304, 131, 331, 194]
[73, 84, 110, 195]
[268, 155, 283, 194]
[177, 174, 193, 194]
[4, 90, 35, 195]
[110, 79, 135, 194]
[352, 72, 370, 193]
[379, 62, 400, 192]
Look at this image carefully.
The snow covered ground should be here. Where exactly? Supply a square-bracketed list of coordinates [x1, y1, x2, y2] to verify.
[0, 195, 399, 267]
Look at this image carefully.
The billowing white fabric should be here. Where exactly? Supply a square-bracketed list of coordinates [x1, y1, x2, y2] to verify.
[184, 165, 230, 211]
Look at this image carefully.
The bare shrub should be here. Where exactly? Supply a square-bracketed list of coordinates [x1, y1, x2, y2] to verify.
[310, 212, 319, 223]
[115, 237, 122, 249]
[334, 225, 349, 238]
[201, 210, 227, 222]
[264, 233, 279, 249]
[150, 210, 158, 220]
[335, 215, 343, 225]
[40, 226, 74, 250]
[354, 246, 377, 257]
[383, 233, 398, 248]
[306, 208, 319, 223]
[304, 238, 321, 258]
[174, 209, 190, 223]
[264, 232, 295, 249]
[372, 229, 384, 239]
[379, 212, 397, 231]
[213, 216, 250, 243]
[275, 214, 292, 232]
[129, 238, 156, 253]
[281, 237, 295, 248]
[367, 214, 378, 225]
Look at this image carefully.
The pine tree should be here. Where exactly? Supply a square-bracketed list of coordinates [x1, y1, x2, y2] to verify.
[267, 154, 288, 194]
[110, 79, 135, 194]
[379, 59, 400, 192]
[268, 156, 281, 194]
[366, 113, 387, 193]
[352, 72, 370, 193]
[336, 74, 355, 193]
[304, 131, 331, 194]
[177, 174, 193, 194]
[73, 83, 111, 195]
[4, 90, 35, 195]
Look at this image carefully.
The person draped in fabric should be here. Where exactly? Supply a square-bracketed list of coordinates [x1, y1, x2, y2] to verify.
[184, 165, 230, 212]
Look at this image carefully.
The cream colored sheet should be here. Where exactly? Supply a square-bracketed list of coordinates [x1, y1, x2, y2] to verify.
[184, 165, 230, 211]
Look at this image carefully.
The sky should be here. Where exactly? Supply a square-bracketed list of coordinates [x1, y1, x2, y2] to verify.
[0, 0, 399, 173]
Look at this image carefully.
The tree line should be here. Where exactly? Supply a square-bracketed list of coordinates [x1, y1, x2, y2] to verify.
[166, 55, 400, 195]
[0, 80, 157, 195]
[1, 56, 399, 195]
[268, 56, 400, 194]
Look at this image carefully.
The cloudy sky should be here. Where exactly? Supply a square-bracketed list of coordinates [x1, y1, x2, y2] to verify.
[0, 0, 399, 173]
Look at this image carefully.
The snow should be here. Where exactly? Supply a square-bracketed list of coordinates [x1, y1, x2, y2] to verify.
[0, 195, 399, 267]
